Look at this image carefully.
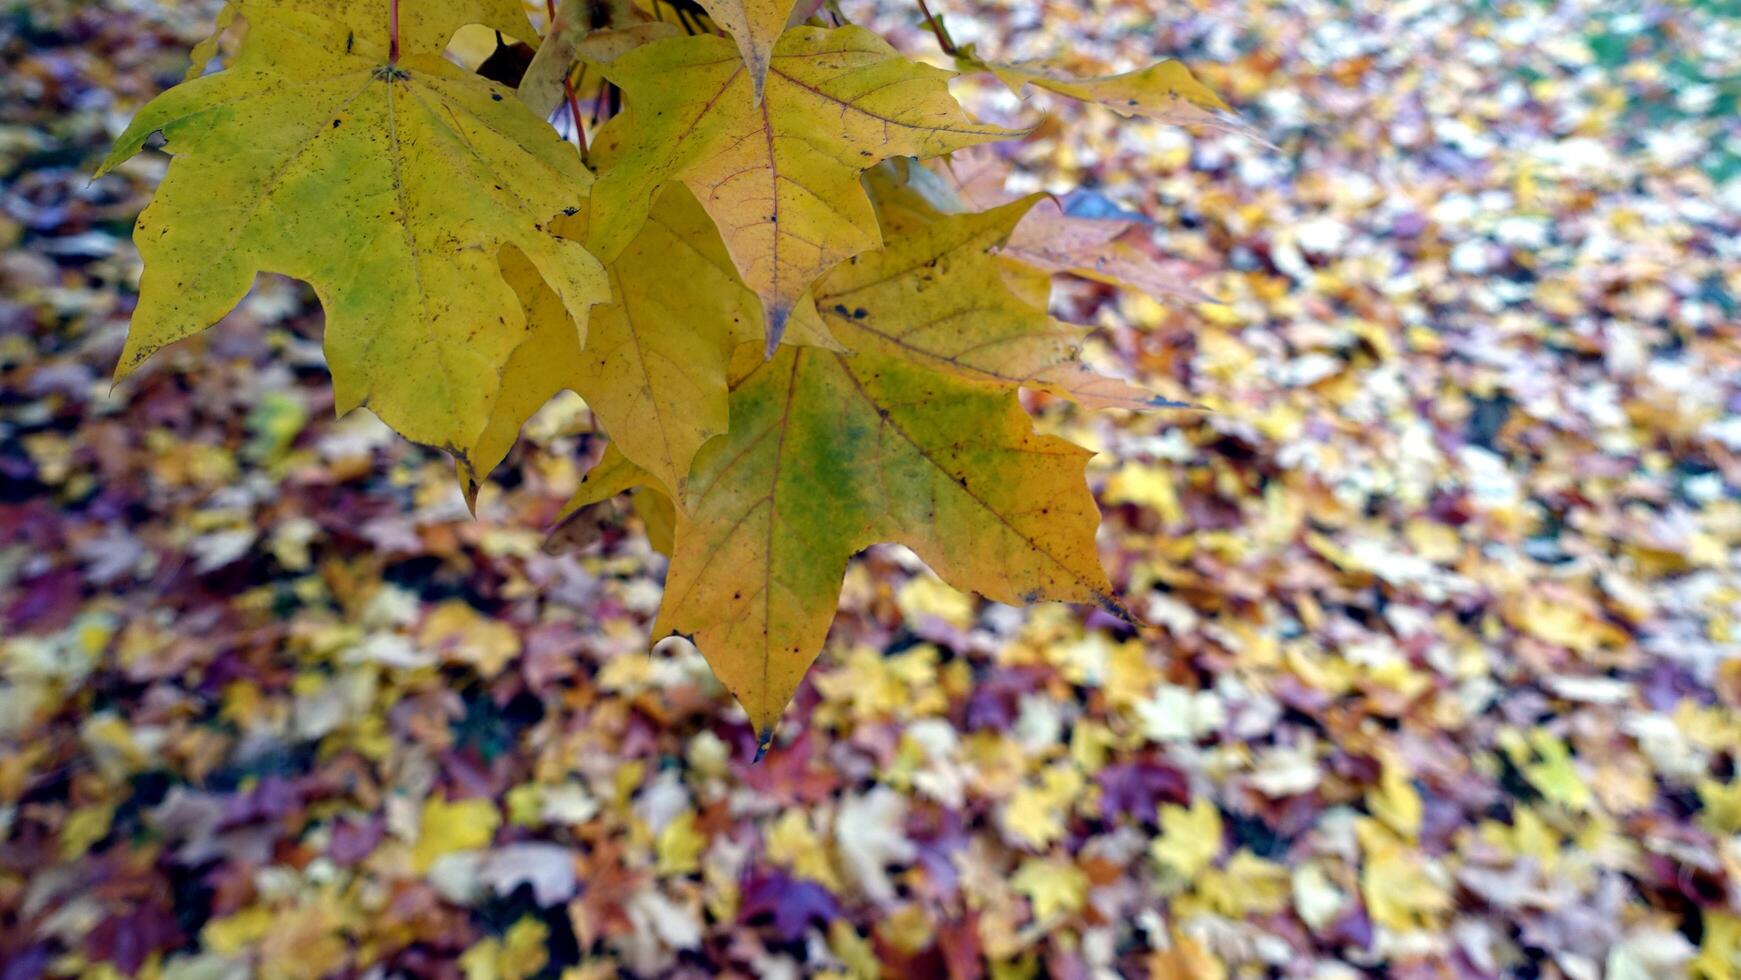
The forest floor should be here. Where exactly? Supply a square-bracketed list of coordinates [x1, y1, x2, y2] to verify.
[2, 0, 1740, 976]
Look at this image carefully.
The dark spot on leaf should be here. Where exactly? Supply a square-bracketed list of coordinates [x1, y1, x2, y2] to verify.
[332, 119, 341, 128]
[852, 308, 868, 319]
[491, 92, 504, 101]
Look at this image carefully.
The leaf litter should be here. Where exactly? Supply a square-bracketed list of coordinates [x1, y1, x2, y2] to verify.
[2, 0, 1740, 976]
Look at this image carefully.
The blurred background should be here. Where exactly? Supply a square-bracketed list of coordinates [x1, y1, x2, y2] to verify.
[2, 0, 1740, 976]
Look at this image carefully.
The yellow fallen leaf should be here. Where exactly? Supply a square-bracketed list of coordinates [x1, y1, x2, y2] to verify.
[1011, 856, 1090, 921]
[1368, 757, 1423, 841]
[413, 797, 501, 873]
[1151, 797, 1222, 881]
[420, 601, 521, 679]
[656, 810, 707, 875]
[767, 810, 842, 890]
[1357, 819, 1450, 933]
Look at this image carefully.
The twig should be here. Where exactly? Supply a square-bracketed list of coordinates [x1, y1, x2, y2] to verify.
[388, 0, 401, 62]
[915, 0, 955, 55]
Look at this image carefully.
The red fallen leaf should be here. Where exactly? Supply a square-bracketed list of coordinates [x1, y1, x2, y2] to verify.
[85, 905, 181, 975]
[570, 840, 645, 948]
[1097, 760, 1190, 820]
[1646, 852, 1730, 908]
[6, 567, 82, 633]
[1319, 904, 1374, 950]
[935, 912, 985, 980]
[739, 730, 839, 804]
[964, 665, 1053, 730]
[328, 815, 385, 866]
[739, 870, 840, 941]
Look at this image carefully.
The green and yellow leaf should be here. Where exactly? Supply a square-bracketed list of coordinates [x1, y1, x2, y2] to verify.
[658, 343, 1114, 737]
[822, 195, 1180, 410]
[100, 7, 607, 480]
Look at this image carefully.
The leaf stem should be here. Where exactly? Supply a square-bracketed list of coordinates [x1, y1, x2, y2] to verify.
[388, 0, 401, 62]
[915, 0, 955, 55]
[545, 0, 589, 156]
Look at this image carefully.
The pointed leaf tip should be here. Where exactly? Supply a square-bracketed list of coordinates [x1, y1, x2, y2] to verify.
[694, 0, 800, 106]
[764, 303, 791, 358]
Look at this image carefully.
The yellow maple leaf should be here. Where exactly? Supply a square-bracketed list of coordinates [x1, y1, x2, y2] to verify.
[1150, 797, 1223, 881]
[412, 797, 501, 873]
[692, 0, 799, 102]
[1003, 767, 1085, 850]
[656, 810, 707, 875]
[1357, 819, 1450, 933]
[461, 917, 551, 980]
[1701, 780, 1741, 836]
[420, 601, 521, 679]
[590, 26, 1013, 347]
[1185, 850, 1291, 918]
[1500, 728, 1593, 812]
[767, 810, 842, 889]
[1693, 913, 1741, 980]
[958, 47, 1256, 142]
[1011, 856, 1090, 921]
[58, 803, 115, 860]
[653, 343, 1114, 738]
[1367, 757, 1423, 841]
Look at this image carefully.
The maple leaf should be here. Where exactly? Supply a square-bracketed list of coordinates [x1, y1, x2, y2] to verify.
[575, 188, 767, 496]
[692, 0, 799, 103]
[100, 7, 607, 480]
[184, 2, 240, 82]
[957, 46, 1263, 143]
[240, 0, 538, 56]
[820, 196, 1183, 410]
[656, 343, 1115, 739]
[482, 185, 839, 503]
[588, 26, 1016, 350]
[870, 150, 1212, 306]
[461, 246, 587, 505]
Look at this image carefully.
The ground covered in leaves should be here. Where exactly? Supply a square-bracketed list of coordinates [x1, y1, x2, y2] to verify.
[4, 0, 1741, 977]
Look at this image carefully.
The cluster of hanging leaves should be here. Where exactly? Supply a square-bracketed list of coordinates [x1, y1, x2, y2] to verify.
[102, 0, 1248, 744]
